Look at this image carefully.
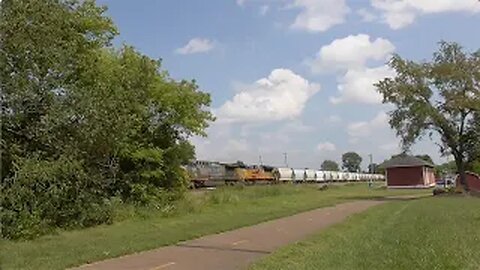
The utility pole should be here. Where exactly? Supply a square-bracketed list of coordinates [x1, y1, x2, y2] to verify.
[368, 154, 373, 188]
[369, 154, 373, 173]
[283, 152, 288, 167]
[259, 155, 263, 166]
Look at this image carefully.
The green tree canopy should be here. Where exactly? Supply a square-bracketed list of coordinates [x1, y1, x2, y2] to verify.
[321, 160, 339, 171]
[436, 161, 457, 175]
[0, 0, 213, 239]
[368, 163, 378, 173]
[376, 41, 480, 191]
[415, 155, 434, 165]
[342, 152, 362, 172]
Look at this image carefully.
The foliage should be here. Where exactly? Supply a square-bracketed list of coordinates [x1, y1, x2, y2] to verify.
[415, 154, 434, 165]
[0, 0, 213, 239]
[367, 163, 378, 173]
[0, 156, 113, 239]
[391, 153, 405, 159]
[469, 160, 480, 175]
[342, 152, 362, 172]
[320, 160, 339, 171]
[376, 41, 480, 191]
[436, 161, 457, 175]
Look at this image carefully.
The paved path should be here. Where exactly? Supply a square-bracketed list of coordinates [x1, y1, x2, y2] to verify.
[75, 200, 385, 270]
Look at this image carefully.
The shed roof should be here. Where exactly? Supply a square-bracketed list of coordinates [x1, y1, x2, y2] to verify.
[380, 155, 434, 169]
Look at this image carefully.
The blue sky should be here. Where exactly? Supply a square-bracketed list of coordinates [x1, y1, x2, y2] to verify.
[98, 0, 480, 169]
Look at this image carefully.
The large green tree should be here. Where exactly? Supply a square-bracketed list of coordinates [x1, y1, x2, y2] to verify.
[342, 152, 362, 172]
[376, 42, 480, 192]
[321, 160, 339, 171]
[0, 0, 213, 239]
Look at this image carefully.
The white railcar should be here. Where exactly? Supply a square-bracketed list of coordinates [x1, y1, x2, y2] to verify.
[331, 171, 340, 182]
[323, 171, 331, 181]
[293, 169, 306, 182]
[305, 169, 316, 182]
[315, 170, 326, 182]
[273, 167, 293, 182]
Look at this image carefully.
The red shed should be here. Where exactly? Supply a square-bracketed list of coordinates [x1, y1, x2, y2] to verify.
[456, 172, 480, 193]
[381, 155, 435, 188]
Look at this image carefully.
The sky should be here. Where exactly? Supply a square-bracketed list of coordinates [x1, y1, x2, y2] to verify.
[97, 0, 480, 169]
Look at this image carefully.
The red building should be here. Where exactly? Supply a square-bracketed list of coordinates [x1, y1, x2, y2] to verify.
[381, 155, 435, 188]
[456, 172, 480, 193]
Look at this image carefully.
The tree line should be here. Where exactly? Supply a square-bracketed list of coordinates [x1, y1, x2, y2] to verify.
[0, 0, 213, 239]
[320, 152, 364, 172]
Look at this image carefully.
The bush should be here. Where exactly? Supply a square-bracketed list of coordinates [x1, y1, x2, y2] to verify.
[0, 156, 113, 239]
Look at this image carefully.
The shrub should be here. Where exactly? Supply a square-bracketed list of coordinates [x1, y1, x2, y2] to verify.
[0, 156, 113, 239]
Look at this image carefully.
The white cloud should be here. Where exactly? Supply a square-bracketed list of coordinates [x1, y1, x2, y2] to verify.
[259, 5, 269, 15]
[326, 115, 342, 124]
[216, 68, 320, 123]
[370, 0, 480, 29]
[307, 34, 396, 105]
[236, 0, 246, 6]
[289, 0, 350, 32]
[330, 65, 395, 104]
[347, 112, 389, 138]
[281, 121, 314, 133]
[380, 141, 401, 151]
[317, 141, 337, 152]
[175, 38, 215, 55]
[309, 34, 395, 73]
[357, 8, 377, 22]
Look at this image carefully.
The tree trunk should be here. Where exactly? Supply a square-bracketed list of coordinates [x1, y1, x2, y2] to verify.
[456, 159, 470, 193]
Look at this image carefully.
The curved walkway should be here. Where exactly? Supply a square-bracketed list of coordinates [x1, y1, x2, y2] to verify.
[75, 195, 427, 270]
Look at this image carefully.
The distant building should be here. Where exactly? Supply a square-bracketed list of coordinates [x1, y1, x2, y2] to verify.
[380, 155, 435, 188]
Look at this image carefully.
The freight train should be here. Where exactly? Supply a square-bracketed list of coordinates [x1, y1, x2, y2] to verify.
[185, 160, 385, 188]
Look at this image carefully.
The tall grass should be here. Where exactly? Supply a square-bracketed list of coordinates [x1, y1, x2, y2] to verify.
[0, 183, 429, 270]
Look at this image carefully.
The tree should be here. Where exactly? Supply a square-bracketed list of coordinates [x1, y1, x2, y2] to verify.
[342, 152, 362, 172]
[321, 160, 339, 171]
[376, 41, 480, 192]
[368, 163, 378, 173]
[415, 154, 434, 165]
[0, 0, 214, 239]
[436, 161, 457, 175]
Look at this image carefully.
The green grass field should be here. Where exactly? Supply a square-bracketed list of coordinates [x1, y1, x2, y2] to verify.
[0, 183, 428, 270]
[251, 195, 480, 270]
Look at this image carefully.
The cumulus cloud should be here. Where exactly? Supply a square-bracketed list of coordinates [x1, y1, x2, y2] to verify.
[289, 0, 350, 32]
[175, 38, 215, 55]
[380, 141, 401, 151]
[330, 65, 395, 104]
[357, 8, 378, 22]
[347, 112, 389, 138]
[236, 0, 350, 32]
[370, 0, 480, 29]
[215, 69, 320, 123]
[317, 141, 337, 152]
[326, 115, 342, 124]
[259, 5, 269, 15]
[307, 34, 396, 105]
[309, 34, 395, 73]
[236, 0, 246, 6]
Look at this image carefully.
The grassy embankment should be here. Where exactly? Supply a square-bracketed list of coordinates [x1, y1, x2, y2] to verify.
[251, 195, 480, 270]
[0, 183, 429, 270]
